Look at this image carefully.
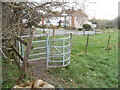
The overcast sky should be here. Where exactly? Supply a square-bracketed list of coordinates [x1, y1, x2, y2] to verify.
[30, 0, 119, 20]
[86, 0, 119, 20]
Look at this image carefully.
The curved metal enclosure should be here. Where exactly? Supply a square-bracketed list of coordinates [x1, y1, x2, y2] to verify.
[19, 34, 72, 69]
[46, 34, 71, 68]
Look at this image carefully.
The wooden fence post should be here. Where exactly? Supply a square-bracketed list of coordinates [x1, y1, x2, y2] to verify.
[106, 35, 111, 49]
[83, 29, 85, 36]
[18, 28, 34, 84]
[43, 25, 45, 36]
[52, 27, 55, 38]
[85, 34, 89, 53]
[70, 33, 72, 38]
[95, 28, 96, 34]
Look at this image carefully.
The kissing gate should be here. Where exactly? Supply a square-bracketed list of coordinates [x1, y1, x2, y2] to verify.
[19, 34, 72, 69]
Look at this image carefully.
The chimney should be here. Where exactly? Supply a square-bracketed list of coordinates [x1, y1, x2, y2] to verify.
[42, 17, 44, 25]
[71, 15, 75, 27]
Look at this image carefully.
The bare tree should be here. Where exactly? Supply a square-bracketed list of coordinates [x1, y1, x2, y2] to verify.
[1, 1, 67, 83]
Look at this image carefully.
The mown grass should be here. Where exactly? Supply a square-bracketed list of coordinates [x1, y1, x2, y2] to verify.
[2, 59, 20, 88]
[48, 31, 118, 88]
[2, 30, 118, 88]
[2, 58, 35, 88]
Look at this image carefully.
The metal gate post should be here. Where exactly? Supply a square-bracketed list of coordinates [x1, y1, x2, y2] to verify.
[69, 33, 72, 64]
[46, 34, 50, 69]
[62, 40, 65, 66]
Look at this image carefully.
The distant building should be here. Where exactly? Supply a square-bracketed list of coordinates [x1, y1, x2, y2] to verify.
[86, 21, 97, 29]
[66, 9, 88, 28]
[40, 9, 89, 28]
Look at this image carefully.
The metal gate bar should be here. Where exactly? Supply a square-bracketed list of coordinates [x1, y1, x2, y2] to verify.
[19, 33, 72, 69]
[46, 34, 71, 69]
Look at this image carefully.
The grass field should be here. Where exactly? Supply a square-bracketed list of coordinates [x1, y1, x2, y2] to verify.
[2, 60, 19, 88]
[2, 31, 118, 88]
[48, 31, 118, 88]
[2, 60, 34, 88]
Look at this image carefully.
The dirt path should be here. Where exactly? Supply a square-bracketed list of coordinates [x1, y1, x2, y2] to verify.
[28, 60, 59, 86]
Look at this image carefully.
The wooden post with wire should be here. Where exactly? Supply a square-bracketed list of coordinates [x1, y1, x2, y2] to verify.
[83, 29, 85, 36]
[85, 34, 89, 53]
[70, 33, 72, 38]
[18, 28, 34, 84]
[106, 35, 111, 50]
[52, 26, 55, 38]
[43, 24, 45, 36]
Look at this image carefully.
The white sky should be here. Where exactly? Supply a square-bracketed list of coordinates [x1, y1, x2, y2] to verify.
[30, 0, 119, 20]
[85, 0, 120, 20]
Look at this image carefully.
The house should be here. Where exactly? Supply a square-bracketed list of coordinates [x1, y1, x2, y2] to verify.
[40, 9, 89, 29]
[40, 11, 64, 26]
[66, 9, 88, 28]
[86, 21, 97, 30]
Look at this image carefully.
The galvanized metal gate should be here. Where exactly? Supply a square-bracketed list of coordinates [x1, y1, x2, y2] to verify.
[19, 34, 71, 69]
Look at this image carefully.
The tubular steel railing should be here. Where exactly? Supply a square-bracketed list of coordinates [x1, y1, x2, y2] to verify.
[19, 34, 72, 69]
[46, 34, 71, 69]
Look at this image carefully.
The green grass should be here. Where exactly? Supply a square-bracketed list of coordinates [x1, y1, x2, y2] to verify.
[23, 36, 46, 60]
[2, 30, 118, 88]
[2, 59, 20, 88]
[2, 58, 35, 88]
[48, 31, 118, 88]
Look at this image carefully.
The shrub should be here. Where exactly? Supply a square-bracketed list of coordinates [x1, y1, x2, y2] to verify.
[58, 26, 63, 28]
[66, 26, 76, 30]
[78, 28, 82, 31]
[106, 25, 113, 29]
[63, 26, 67, 29]
[83, 24, 91, 30]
